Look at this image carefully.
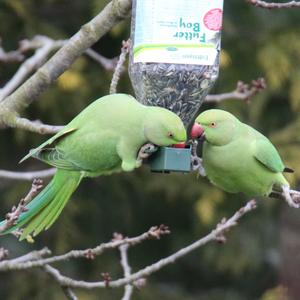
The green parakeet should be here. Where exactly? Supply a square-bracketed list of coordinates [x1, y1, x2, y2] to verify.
[190, 109, 298, 208]
[0, 94, 186, 239]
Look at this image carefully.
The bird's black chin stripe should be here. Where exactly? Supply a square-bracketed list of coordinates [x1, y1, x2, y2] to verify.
[199, 134, 206, 142]
[284, 167, 294, 173]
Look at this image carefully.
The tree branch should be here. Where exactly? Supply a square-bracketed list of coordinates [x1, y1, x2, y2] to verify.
[0, 35, 117, 134]
[0, 0, 132, 114]
[0, 36, 61, 102]
[18, 37, 118, 71]
[0, 38, 24, 63]
[7, 248, 51, 264]
[0, 35, 117, 101]
[0, 201, 256, 291]
[0, 248, 9, 261]
[12, 117, 63, 134]
[0, 168, 56, 181]
[205, 78, 266, 103]
[85, 49, 118, 71]
[0, 179, 43, 234]
[248, 0, 300, 9]
[109, 39, 130, 94]
[0, 225, 170, 270]
[62, 287, 78, 300]
[120, 244, 134, 300]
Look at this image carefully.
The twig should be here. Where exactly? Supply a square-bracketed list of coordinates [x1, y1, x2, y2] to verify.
[205, 78, 266, 103]
[109, 39, 130, 94]
[0, 36, 57, 102]
[85, 49, 118, 70]
[0, 0, 132, 114]
[0, 36, 117, 134]
[270, 188, 300, 208]
[43, 200, 255, 289]
[0, 225, 170, 270]
[13, 117, 63, 134]
[248, 0, 300, 9]
[0, 179, 43, 234]
[0, 38, 24, 63]
[0, 168, 56, 181]
[7, 248, 51, 265]
[19, 37, 118, 71]
[62, 287, 78, 300]
[1, 201, 256, 291]
[120, 244, 134, 300]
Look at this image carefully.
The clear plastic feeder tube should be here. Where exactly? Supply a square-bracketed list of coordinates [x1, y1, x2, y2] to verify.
[129, 0, 224, 126]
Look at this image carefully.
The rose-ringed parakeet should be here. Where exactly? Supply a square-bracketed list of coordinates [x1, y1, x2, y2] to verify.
[0, 94, 186, 240]
[190, 109, 299, 208]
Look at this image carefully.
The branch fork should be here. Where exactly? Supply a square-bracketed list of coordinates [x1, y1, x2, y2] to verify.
[0, 179, 43, 234]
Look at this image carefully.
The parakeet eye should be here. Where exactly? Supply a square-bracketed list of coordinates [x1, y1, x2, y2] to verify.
[209, 122, 217, 128]
[167, 132, 174, 138]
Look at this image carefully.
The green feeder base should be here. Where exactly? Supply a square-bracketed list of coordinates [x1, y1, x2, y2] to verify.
[148, 146, 192, 173]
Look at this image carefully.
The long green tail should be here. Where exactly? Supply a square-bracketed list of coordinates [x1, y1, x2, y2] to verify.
[0, 169, 82, 240]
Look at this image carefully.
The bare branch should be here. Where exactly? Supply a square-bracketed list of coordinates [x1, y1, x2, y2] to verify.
[0, 0, 132, 114]
[85, 49, 118, 70]
[19, 37, 121, 72]
[0, 225, 170, 270]
[0, 36, 59, 102]
[62, 287, 78, 300]
[0, 179, 43, 234]
[0, 201, 256, 291]
[44, 200, 255, 289]
[109, 39, 130, 94]
[120, 244, 134, 300]
[19, 37, 118, 71]
[7, 248, 51, 265]
[13, 117, 63, 134]
[0, 38, 119, 135]
[270, 187, 300, 208]
[205, 78, 266, 103]
[248, 0, 300, 9]
[0, 42, 24, 63]
[0, 168, 56, 181]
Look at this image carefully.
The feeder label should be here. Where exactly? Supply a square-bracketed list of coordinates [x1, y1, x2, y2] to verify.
[133, 0, 223, 65]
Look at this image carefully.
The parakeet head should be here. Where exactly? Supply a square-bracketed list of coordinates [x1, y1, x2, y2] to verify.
[144, 108, 187, 146]
[191, 109, 239, 146]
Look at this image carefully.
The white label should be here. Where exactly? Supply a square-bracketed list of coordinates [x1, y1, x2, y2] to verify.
[133, 0, 223, 65]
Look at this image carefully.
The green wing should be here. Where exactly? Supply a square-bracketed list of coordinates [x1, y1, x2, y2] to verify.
[20, 127, 77, 163]
[19, 127, 84, 171]
[254, 138, 285, 173]
[30, 147, 85, 171]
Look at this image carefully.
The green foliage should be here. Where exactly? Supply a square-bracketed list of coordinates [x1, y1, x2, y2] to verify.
[0, 1, 300, 299]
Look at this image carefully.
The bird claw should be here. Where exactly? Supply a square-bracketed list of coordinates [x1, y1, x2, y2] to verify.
[191, 155, 206, 177]
[138, 143, 158, 160]
[281, 185, 300, 208]
[188, 139, 206, 177]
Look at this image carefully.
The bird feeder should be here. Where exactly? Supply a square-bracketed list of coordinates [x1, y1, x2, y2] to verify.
[129, 0, 224, 172]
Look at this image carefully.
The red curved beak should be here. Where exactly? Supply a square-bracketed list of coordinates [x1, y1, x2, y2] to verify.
[190, 123, 204, 139]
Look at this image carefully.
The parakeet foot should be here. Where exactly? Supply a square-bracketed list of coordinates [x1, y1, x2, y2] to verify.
[191, 156, 206, 177]
[189, 139, 206, 177]
[136, 143, 158, 167]
[289, 189, 300, 204]
[281, 185, 300, 208]
[138, 143, 158, 158]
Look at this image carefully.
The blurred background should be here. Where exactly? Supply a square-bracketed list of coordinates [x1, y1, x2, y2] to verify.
[1, 0, 300, 299]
